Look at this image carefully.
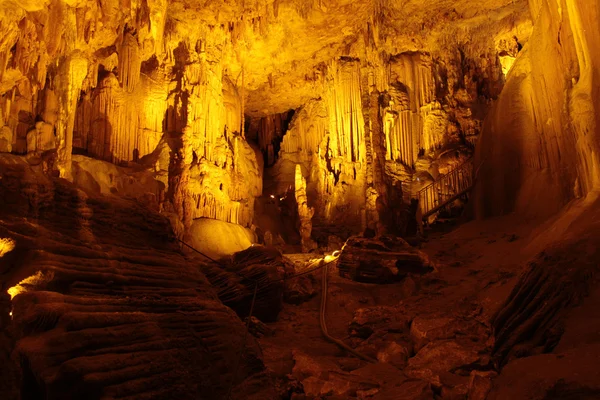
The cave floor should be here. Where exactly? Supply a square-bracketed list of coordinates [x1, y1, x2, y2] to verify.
[258, 214, 546, 398]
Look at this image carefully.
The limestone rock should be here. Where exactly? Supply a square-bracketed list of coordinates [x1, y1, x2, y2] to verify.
[291, 351, 379, 398]
[372, 380, 434, 400]
[376, 341, 411, 369]
[405, 341, 482, 387]
[338, 235, 434, 283]
[245, 316, 275, 338]
[349, 305, 412, 339]
[487, 345, 600, 400]
[0, 156, 272, 399]
[203, 245, 286, 323]
[467, 371, 497, 400]
[0, 125, 13, 152]
[284, 273, 317, 305]
[410, 316, 456, 352]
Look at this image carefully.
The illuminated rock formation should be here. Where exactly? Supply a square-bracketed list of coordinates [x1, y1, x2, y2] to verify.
[474, 0, 600, 219]
[295, 164, 316, 252]
[0, 0, 528, 241]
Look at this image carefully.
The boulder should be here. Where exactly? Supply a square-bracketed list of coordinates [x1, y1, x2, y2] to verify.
[405, 341, 482, 387]
[284, 274, 317, 305]
[203, 245, 286, 322]
[338, 235, 434, 283]
[377, 341, 411, 369]
[291, 351, 379, 398]
[467, 371, 497, 400]
[188, 217, 257, 260]
[349, 306, 412, 339]
[245, 316, 275, 338]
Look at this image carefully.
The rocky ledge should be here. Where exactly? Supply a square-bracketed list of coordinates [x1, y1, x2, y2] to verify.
[0, 154, 274, 399]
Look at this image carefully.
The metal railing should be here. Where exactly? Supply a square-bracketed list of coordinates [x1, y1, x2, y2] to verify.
[417, 159, 474, 218]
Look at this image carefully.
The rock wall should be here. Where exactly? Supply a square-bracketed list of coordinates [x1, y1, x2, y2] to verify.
[473, 0, 600, 219]
[0, 1, 265, 239]
[0, 154, 273, 399]
[266, 45, 513, 234]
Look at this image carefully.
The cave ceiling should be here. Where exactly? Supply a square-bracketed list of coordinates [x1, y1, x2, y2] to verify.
[0, 0, 531, 117]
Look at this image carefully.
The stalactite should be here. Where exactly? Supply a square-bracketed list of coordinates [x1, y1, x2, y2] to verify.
[55, 52, 88, 179]
[184, 61, 228, 164]
[15, 19, 40, 81]
[73, 91, 91, 151]
[118, 31, 142, 93]
[0, 98, 11, 151]
[390, 52, 435, 111]
[325, 59, 366, 163]
[73, 71, 168, 163]
[1, 82, 36, 155]
[148, 0, 168, 54]
[380, 52, 440, 167]
[88, 73, 122, 162]
[280, 102, 327, 159]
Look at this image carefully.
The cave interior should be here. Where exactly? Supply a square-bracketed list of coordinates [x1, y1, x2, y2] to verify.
[1, 0, 600, 399]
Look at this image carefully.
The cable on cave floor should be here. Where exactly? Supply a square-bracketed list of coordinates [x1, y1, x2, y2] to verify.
[176, 238, 376, 395]
[319, 258, 377, 363]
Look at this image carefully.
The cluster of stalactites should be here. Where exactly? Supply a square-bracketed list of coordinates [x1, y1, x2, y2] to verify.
[325, 59, 366, 163]
[380, 52, 439, 167]
[118, 31, 142, 93]
[191, 191, 243, 225]
[183, 61, 233, 166]
[73, 71, 167, 164]
[280, 101, 327, 160]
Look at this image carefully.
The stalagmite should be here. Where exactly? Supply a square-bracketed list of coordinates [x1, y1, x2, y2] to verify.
[295, 164, 316, 252]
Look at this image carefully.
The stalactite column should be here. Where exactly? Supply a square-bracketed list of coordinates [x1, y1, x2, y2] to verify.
[56, 52, 88, 179]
